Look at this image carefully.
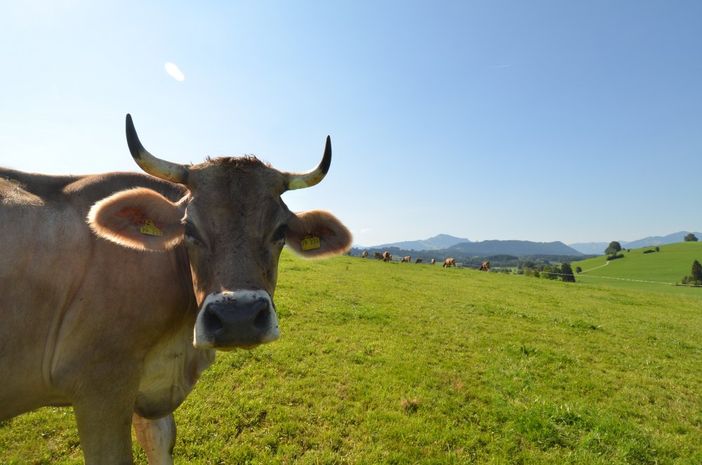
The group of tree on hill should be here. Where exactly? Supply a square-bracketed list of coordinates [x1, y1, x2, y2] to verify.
[521, 262, 575, 283]
[681, 260, 702, 286]
[605, 241, 624, 260]
[685, 233, 698, 242]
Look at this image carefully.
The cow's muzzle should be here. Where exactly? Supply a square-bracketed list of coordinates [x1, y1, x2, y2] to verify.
[193, 290, 280, 349]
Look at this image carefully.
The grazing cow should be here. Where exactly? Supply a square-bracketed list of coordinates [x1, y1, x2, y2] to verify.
[400, 255, 411, 263]
[443, 257, 456, 268]
[361, 250, 368, 258]
[374, 252, 384, 260]
[415, 258, 422, 264]
[0, 115, 352, 465]
[431, 258, 436, 265]
[382, 251, 392, 262]
[479, 260, 491, 272]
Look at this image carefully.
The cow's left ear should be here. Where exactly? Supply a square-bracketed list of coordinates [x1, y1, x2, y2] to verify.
[286, 210, 352, 258]
[87, 188, 186, 252]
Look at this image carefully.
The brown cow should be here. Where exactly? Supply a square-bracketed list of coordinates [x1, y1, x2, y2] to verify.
[400, 255, 411, 263]
[443, 257, 456, 268]
[382, 251, 392, 262]
[479, 260, 491, 271]
[0, 115, 352, 464]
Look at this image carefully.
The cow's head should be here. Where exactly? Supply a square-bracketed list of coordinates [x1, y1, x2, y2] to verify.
[88, 115, 352, 350]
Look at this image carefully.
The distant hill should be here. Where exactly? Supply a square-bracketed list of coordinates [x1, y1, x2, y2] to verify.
[572, 242, 702, 295]
[449, 240, 582, 257]
[373, 234, 470, 251]
[569, 231, 702, 255]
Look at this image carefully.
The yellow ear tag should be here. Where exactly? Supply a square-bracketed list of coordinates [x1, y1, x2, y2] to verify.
[139, 219, 163, 237]
[301, 235, 321, 251]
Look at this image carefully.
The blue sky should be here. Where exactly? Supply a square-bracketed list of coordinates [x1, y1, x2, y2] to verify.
[1, 1, 700, 246]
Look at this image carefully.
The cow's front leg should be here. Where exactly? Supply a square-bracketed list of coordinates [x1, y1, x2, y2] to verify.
[73, 395, 136, 465]
[133, 413, 176, 465]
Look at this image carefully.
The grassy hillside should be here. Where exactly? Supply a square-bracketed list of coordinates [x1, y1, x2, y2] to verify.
[2, 251, 702, 464]
[573, 242, 702, 296]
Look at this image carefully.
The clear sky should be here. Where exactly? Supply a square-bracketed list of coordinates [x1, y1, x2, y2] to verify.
[1, 1, 700, 246]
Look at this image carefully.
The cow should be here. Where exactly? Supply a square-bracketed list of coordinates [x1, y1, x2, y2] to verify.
[443, 257, 456, 268]
[361, 250, 368, 258]
[431, 258, 436, 265]
[415, 258, 422, 264]
[374, 252, 384, 260]
[479, 260, 491, 271]
[400, 255, 411, 263]
[0, 115, 352, 465]
[382, 251, 392, 262]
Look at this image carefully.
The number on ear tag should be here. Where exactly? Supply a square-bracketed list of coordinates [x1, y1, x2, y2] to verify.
[140, 219, 163, 237]
[301, 235, 321, 251]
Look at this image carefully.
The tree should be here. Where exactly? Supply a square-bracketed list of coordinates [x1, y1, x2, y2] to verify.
[692, 260, 702, 282]
[685, 233, 698, 242]
[560, 263, 576, 282]
[605, 241, 622, 256]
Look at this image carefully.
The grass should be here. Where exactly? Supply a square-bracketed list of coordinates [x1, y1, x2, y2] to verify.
[2, 250, 702, 464]
[572, 242, 702, 297]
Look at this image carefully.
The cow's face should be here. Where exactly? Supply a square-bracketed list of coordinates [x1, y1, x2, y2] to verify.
[88, 115, 352, 350]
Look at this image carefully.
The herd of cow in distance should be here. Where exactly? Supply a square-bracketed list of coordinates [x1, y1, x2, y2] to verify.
[359, 250, 491, 271]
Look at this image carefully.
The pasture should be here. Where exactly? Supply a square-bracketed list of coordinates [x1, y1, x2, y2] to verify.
[1, 250, 701, 464]
[573, 242, 702, 296]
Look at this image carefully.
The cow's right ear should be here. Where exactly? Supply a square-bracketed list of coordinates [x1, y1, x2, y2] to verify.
[87, 188, 186, 252]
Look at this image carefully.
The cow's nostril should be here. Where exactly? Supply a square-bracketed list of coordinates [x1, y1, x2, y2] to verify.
[253, 307, 269, 329]
[204, 307, 224, 334]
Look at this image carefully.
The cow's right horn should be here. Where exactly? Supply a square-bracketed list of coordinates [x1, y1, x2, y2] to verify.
[125, 114, 189, 184]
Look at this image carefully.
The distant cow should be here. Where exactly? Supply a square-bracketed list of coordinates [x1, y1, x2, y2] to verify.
[415, 258, 422, 264]
[443, 257, 456, 268]
[361, 250, 368, 258]
[382, 251, 392, 262]
[374, 252, 383, 260]
[479, 260, 491, 271]
[430, 258, 436, 265]
[400, 255, 411, 263]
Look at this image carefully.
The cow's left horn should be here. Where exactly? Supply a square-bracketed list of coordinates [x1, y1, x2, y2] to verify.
[286, 136, 331, 190]
[125, 114, 189, 184]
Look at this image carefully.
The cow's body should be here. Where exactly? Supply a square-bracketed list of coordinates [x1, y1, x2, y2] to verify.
[382, 251, 392, 262]
[443, 257, 456, 268]
[0, 116, 352, 464]
[0, 170, 211, 459]
[400, 255, 411, 263]
[479, 260, 491, 272]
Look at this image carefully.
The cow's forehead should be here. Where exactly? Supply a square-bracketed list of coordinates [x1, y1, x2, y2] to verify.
[187, 156, 287, 196]
[183, 157, 289, 228]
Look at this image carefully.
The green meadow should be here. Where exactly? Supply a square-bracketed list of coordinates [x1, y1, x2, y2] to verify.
[573, 242, 702, 296]
[1, 250, 701, 464]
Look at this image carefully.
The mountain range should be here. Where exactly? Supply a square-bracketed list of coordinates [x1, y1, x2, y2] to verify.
[359, 231, 701, 258]
[360, 234, 583, 257]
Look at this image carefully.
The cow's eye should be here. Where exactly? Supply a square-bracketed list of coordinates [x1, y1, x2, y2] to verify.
[272, 224, 288, 243]
[184, 222, 205, 246]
